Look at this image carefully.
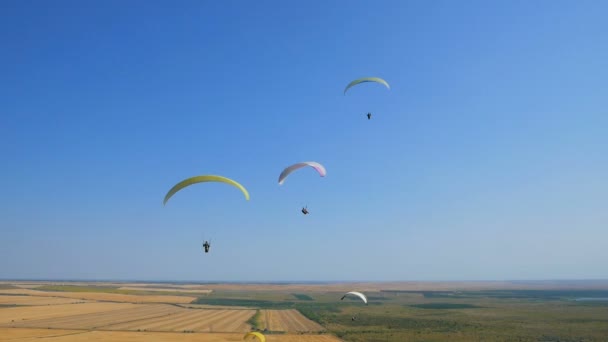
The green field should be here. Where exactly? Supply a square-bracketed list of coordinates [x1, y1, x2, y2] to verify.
[190, 289, 608, 341]
[293, 293, 314, 301]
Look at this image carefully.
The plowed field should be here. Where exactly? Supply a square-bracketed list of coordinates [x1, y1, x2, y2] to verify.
[0, 328, 343, 341]
[0, 289, 195, 304]
[102, 308, 255, 333]
[0, 303, 135, 325]
[0, 295, 89, 306]
[0, 303, 255, 333]
[261, 310, 324, 332]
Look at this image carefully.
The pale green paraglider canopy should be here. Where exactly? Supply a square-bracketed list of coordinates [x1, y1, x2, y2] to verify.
[344, 77, 390, 95]
[163, 175, 250, 205]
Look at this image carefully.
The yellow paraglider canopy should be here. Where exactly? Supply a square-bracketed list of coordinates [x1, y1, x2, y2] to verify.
[163, 175, 250, 205]
[243, 331, 266, 342]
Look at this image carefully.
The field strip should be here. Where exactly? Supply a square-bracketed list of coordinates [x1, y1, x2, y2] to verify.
[101, 309, 194, 331]
[0, 289, 195, 304]
[5, 304, 180, 330]
[262, 310, 282, 331]
[269, 310, 286, 331]
[0, 289, 55, 296]
[260, 310, 324, 332]
[194, 310, 246, 332]
[126, 308, 215, 331]
[0, 328, 88, 340]
[280, 310, 298, 331]
[177, 303, 251, 310]
[149, 310, 217, 331]
[159, 309, 229, 331]
[0, 303, 136, 325]
[267, 310, 278, 331]
[6, 304, 166, 326]
[176, 310, 236, 332]
[0, 295, 89, 306]
[170, 309, 239, 332]
[117, 287, 212, 294]
[96, 307, 255, 333]
[292, 309, 323, 331]
[211, 309, 254, 332]
[0, 328, 344, 341]
[52, 304, 177, 330]
[287, 309, 308, 331]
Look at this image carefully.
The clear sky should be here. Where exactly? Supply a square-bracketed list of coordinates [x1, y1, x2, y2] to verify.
[1, 0, 607, 282]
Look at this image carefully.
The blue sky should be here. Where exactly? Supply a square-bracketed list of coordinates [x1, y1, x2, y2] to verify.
[1, 0, 607, 281]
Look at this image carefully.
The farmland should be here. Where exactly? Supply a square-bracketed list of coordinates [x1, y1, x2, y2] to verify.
[1, 281, 608, 341]
[0, 281, 331, 341]
[260, 309, 325, 332]
[0, 295, 89, 306]
[0, 328, 342, 341]
[1, 303, 255, 333]
[117, 287, 213, 294]
[0, 288, 196, 303]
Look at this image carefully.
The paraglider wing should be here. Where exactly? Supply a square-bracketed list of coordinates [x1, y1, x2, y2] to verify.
[344, 77, 390, 95]
[278, 162, 326, 185]
[341, 291, 368, 305]
[243, 331, 266, 342]
[163, 175, 250, 205]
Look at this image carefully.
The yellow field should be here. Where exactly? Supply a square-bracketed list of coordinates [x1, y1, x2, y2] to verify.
[0, 289, 195, 304]
[101, 308, 255, 333]
[261, 310, 325, 333]
[0, 303, 136, 325]
[1, 303, 255, 333]
[0, 289, 50, 295]
[0, 328, 343, 341]
[0, 295, 89, 306]
[177, 304, 252, 310]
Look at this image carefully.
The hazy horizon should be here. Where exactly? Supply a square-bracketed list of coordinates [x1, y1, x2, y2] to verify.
[2, 278, 608, 284]
[2, 1, 607, 281]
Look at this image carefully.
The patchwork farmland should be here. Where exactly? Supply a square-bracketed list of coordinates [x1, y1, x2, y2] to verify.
[0, 280, 338, 341]
[5, 280, 606, 341]
[0, 328, 343, 341]
[0, 302, 136, 325]
[1, 303, 255, 333]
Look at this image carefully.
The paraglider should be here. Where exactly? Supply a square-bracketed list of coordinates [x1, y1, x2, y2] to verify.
[341, 291, 368, 322]
[341, 291, 368, 304]
[344, 77, 390, 95]
[278, 162, 326, 215]
[163, 175, 248, 254]
[163, 175, 250, 205]
[345, 77, 389, 120]
[278, 162, 326, 185]
[243, 331, 265, 342]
